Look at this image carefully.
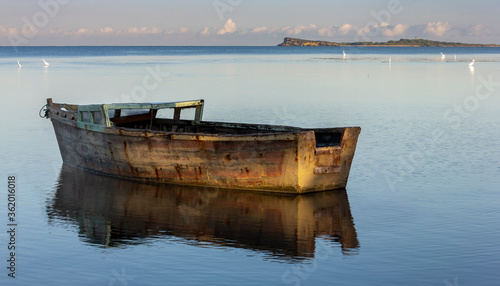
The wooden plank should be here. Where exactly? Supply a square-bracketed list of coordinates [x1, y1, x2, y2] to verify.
[314, 166, 341, 174]
[173, 107, 181, 120]
[102, 100, 203, 111]
[47, 105, 77, 121]
[149, 109, 158, 130]
[194, 104, 204, 124]
[315, 146, 342, 155]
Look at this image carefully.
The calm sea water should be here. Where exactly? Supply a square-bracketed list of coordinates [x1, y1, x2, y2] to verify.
[1, 46, 499, 285]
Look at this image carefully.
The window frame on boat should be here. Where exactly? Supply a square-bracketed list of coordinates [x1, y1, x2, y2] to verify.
[75, 100, 204, 132]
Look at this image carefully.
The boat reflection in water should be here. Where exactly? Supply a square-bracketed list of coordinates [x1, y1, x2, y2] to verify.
[47, 165, 359, 260]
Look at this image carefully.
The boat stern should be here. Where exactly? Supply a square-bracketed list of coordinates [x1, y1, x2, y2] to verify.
[297, 127, 361, 193]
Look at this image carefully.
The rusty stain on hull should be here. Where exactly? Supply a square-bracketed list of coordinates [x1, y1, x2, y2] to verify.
[45, 98, 361, 194]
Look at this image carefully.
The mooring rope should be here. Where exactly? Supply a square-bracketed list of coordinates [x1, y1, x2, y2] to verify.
[39, 104, 49, 118]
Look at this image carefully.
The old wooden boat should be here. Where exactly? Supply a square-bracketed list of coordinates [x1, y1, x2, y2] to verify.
[44, 98, 361, 194]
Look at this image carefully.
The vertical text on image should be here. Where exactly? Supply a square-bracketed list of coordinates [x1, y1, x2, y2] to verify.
[7, 176, 17, 279]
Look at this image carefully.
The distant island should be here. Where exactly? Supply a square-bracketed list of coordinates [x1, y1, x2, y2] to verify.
[278, 37, 500, 47]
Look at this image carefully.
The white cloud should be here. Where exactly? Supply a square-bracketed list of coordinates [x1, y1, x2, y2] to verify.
[217, 18, 237, 35]
[251, 26, 268, 33]
[127, 27, 139, 33]
[357, 22, 409, 38]
[75, 28, 92, 34]
[357, 25, 374, 36]
[282, 24, 317, 36]
[126, 27, 162, 34]
[150, 27, 161, 34]
[465, 24, 490, 36]
[267, 27, 281, 33]
[381, 23, 409, 37]
[338, 24, 354, 35]
[318, 26, 336, 37]
[0, 26, 20, 35]
[199, 27, 210, 36]
[424, 22, 451, 37]
[179, 27, 189, 33]
[318, 24, 355, 37]
[99, 27, 114, 33]
[49, 28, 66, 35]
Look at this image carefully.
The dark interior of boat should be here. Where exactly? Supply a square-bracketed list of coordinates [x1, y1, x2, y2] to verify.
[48, 101, 343, 148]
[110, 112, 343, 147]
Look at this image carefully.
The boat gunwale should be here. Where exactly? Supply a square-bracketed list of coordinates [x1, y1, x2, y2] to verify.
[47, 101, 356, 141]
[48, 112, 307, 141]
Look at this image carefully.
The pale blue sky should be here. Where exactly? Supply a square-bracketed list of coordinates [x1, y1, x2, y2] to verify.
[1, 0, 498, 45]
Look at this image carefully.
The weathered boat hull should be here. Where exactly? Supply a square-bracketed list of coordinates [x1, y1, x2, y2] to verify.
[47, 100, 360, 194]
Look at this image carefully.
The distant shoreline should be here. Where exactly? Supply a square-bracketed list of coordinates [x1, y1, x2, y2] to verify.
[278, 37, 500, 47]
